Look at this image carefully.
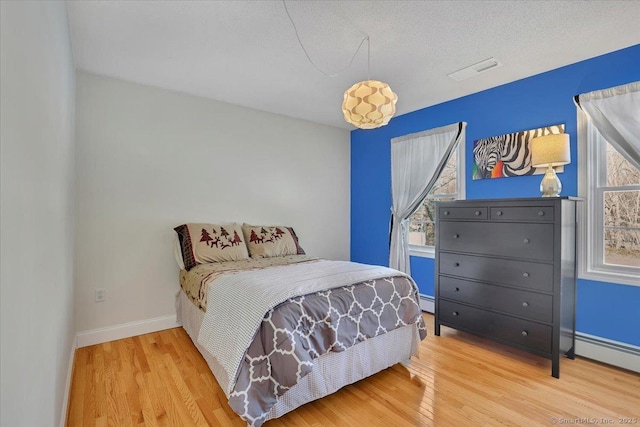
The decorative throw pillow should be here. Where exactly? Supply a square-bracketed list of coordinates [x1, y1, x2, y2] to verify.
[242, 224, 305, 259]
[174, 223, 249, 270]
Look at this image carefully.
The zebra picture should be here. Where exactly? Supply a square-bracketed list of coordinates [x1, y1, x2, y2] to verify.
[473, 124, 565, 180]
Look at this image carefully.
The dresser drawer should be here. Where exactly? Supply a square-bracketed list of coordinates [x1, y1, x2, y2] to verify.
[439, 276, 553, 323]
[491, 206, 554, 222]
[439, 206, 487, 220]
[439, 300, 552, 354]
[439, 221, 554, 261]
[439, 252, 554, 292]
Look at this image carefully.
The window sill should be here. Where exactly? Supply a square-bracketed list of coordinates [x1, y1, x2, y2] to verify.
[579, 267, 640, 287]
[409, 246, 435, 259]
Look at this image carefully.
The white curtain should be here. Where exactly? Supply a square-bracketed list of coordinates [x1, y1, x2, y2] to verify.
[389, 122, 466, 273]
[575, 81, 640, 170]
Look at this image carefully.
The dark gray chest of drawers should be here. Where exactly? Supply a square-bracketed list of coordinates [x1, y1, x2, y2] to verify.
[434, 198, 578, 378]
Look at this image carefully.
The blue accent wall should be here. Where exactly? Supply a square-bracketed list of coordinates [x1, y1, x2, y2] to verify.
[410, 256, 435, 297]
[577, 279, 640, 345]
[351, 44, 640, 346]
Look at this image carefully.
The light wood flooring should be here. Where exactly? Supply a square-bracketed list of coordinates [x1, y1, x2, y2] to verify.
[67, 313, 639, 426]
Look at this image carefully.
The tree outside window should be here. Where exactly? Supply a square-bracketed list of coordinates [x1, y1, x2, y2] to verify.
[602, 142, 640, 267]
[581, 114, 640, 286]
[409, 151, 459, 249]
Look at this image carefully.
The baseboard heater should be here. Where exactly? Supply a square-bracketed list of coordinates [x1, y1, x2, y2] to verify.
[419, 294, 434, 313]
[425, 292, 639, 373]
[575, 332, 640, 373]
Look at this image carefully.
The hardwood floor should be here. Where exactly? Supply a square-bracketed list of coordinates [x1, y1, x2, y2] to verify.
[67, 313, 639, 426]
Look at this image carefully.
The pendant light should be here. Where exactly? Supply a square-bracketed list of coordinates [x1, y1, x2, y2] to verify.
[284, 1, 397, 129]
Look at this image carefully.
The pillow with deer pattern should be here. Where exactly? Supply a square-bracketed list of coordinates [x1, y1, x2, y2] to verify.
[241, 224, 305, 259]
[174, 223, 249, 270]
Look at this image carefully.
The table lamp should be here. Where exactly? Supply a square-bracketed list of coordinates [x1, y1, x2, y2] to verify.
[530, 133, 571, 197]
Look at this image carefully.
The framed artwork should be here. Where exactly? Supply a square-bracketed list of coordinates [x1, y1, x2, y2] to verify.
[472, 124, 565, 180]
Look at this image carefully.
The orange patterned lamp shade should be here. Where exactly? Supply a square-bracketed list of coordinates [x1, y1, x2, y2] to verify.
[342, 80, 398, 129]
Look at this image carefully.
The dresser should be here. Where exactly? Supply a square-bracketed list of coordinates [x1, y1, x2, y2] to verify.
[434, 197, 578, 378]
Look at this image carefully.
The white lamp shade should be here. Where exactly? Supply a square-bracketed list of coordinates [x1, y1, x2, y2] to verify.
[531, 133, 571, 167]
[342, 80, 398, 129]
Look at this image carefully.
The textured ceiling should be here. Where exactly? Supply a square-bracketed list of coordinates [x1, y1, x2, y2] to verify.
[67, 1, 640, 130]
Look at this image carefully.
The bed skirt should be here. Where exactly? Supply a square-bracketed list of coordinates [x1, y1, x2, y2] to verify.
[176, 290, 420, 424]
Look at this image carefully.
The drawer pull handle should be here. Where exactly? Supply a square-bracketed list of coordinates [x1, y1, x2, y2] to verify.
[454, 262, 460, 267]
[443, 210, 450, 216]
[453, 234, 459, 239]
[523, 238, 530, 244]
[522, 302, 529, 307]
[538, 211, 545, 216]
[474, 210, 481, 216]
[496, 210, 503, 216]
[523, 272, 530, 278]
[521, 330, 528, 337]
[454, 287, 460, 292]
[452, 311, 459, 316]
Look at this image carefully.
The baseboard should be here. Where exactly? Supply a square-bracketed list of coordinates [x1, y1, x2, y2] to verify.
[59, 335, 77, 427]
[77, 314, 181, 348]
[575, 332, 640, 373]
[419, 294, 434, 313]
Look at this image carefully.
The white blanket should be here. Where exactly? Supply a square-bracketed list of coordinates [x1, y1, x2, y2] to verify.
[196, 259, 406, 396]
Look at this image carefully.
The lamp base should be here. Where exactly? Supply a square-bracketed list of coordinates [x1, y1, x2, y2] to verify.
[540, 165, 562, 197]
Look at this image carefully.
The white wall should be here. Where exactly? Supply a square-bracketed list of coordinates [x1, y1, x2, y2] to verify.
[0, 2, 76, 426]
[74, 71, 350, 332]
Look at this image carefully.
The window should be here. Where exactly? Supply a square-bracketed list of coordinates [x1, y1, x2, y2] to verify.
[580, 113, 640, 285]
[408, 142, 465, 257]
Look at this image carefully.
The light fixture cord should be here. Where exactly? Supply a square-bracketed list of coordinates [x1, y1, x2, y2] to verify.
[367, 32, 370, 80]
[283, 0, 370, 78]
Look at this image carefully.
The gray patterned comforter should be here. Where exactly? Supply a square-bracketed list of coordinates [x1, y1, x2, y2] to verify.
[225, 273, 426, 426]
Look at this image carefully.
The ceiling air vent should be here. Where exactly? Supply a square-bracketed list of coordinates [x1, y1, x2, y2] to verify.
[447, 57, 502, 82]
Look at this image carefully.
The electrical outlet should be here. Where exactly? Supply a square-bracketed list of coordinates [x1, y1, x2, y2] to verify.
[95, 288, 106, 302]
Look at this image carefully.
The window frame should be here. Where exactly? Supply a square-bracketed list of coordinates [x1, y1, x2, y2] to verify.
[577, 110, 640, 286]
[409, 140, 466, 258]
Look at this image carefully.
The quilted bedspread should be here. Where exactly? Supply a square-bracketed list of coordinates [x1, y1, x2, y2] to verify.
[195, 259, 427, 427]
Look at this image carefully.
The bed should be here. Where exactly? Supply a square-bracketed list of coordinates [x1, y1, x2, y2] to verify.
[174, 223, 426, 426]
